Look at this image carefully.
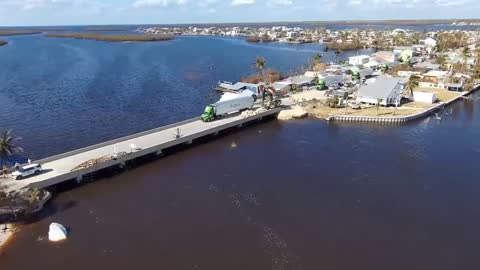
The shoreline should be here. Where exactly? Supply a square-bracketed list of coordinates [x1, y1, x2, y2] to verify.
[325, 86, 479, 124]
[0, 224, 16, 252]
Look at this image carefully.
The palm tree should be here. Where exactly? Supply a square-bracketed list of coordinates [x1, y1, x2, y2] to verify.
[462, 47, 470, 73]
[0, 129, 23, 175]
[311, 53, 323, 69]
[255, 56, 266, 80]
[406, 75, 420, 99]
[334, 50, 342, 64]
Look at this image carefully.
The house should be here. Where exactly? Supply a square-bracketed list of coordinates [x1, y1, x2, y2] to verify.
[422, 70, 448, 83]
[447, 83, 464, 92]
[284, 76, 316, 89]
[419, 70, 448, 88]
[349, 55, 371, 66]
[356, 76, 404, 106]
[217, 82, 265, 95]
[372, 51, 396, 64]
[271, 81, 292, 92]
[414, 62, 440, 71]
[287, 31, 299, 38]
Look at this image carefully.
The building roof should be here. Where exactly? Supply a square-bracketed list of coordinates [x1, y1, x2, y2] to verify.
[323, 75, 346, 86]
[414, 62, 440, 70]
[285, 75, 315, 85]
[424, 70, 448, 78]
[218, 82, 263, 91]
[357, 76, 402, 100]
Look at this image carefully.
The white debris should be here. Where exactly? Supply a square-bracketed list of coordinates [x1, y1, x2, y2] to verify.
[277, 106, 308, 120]
[48, 222, 68, 242]
[240, 107, 268, 118]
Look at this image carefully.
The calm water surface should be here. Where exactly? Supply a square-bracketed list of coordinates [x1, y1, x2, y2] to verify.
[0, 34, 370, 160]
[1, 34, 480, 270]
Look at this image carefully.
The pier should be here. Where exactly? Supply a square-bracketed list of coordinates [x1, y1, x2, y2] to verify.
[3, 107, 282, 191]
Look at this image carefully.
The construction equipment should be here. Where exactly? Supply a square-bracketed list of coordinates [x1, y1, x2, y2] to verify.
[317, 79, 327, 90]
[258, 85, 281, 109]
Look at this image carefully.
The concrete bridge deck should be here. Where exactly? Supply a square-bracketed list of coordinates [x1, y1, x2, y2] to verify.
[2, 107, 281, 191]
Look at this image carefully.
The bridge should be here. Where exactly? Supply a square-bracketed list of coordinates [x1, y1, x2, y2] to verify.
[3, 106, 282, 191]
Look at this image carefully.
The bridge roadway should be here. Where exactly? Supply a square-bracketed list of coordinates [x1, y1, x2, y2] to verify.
[4, 107, 282, 191]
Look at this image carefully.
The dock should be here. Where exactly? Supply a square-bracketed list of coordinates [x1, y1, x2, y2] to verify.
[3, 107, 282, 191]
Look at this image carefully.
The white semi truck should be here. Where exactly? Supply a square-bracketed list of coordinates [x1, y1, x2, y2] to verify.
[201, 90, 256, 122]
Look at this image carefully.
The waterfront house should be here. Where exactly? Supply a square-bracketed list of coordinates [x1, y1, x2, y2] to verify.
[372, 51, 397, 64]
[284, 75, 316, 89]
[447, 83, 464, 92]
[349, 55, 371, 66]
[271, 81, 292, 92]
[420, 70, 448, 86]
[356, 76, 404, 106]
[217, 81, 265, 94]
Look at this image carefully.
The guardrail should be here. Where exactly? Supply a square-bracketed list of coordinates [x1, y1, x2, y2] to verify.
[35, 117, 200, 164]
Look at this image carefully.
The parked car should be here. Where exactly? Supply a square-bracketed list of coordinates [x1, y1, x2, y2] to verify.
[11, 164, 42, 180]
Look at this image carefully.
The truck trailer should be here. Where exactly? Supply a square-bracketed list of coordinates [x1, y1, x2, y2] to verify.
[201, 90, 255, 122]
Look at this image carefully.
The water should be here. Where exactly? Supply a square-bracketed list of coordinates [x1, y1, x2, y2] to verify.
[0, 34, 370, 161]
[2, 32, 480, 269]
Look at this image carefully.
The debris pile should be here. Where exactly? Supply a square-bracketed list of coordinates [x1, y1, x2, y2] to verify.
[71, 156, 112, 172]
[240, 107, 268, 118]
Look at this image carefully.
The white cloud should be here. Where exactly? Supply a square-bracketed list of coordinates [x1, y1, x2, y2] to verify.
[207, 7, 216, 12]
[230, 0, 255, 6]
[131, 0, 189, 8]
[268, 0, 293, 5]
[347, 0, 362, 5]
[132, 0, 168, 8]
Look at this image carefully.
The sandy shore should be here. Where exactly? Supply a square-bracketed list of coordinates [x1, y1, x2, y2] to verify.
[0, 224, 16, 252]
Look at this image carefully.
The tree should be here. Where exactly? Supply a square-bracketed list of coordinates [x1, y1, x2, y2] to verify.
[313, 53, 322, 64]
[473, 48, 480, 79]
[406, 75, 420, 98]
[0, 129, 23, 175]
[462, 47, 470, 73]
[334, 50, 342, 64]
[255, 56, 266, 80]
[437, 54, 447, 67]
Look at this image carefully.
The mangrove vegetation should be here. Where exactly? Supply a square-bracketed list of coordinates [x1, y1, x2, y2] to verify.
[45, 32, 176, 42]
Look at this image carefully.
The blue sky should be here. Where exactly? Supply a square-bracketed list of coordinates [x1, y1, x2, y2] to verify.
[0, 0, 478, 26]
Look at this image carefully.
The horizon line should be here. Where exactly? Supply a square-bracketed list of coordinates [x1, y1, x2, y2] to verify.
[2, 18, 480, 28]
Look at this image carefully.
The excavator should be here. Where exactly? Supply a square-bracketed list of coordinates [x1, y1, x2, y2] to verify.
[258, 85, 281, 109]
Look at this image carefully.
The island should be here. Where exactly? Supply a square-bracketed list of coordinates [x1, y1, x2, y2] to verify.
[0, 30, 42, 36]
[44, 32, 175, 42]
[84, 27, 130, 31]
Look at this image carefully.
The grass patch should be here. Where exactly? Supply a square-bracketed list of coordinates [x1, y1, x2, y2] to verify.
[45, 32, 176, 42]
[415, 87, 462, 102]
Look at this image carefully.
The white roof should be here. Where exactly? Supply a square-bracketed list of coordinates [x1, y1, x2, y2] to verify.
[349, 55, 370, 59]
[424, 70, 448, 77]
[357, 76, 402, 100]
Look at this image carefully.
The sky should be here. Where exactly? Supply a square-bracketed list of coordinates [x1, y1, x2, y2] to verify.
[0, 0, 478, 26]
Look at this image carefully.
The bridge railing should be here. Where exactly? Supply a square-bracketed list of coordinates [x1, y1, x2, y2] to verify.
[35, 117, 200, 164]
